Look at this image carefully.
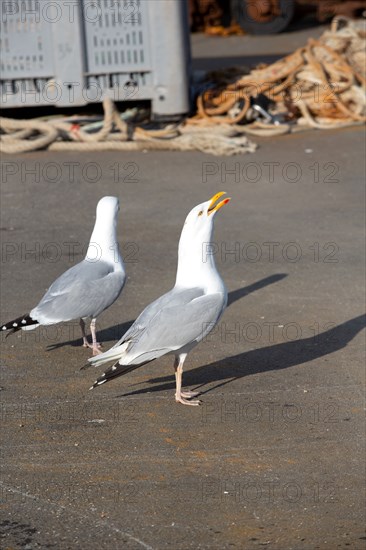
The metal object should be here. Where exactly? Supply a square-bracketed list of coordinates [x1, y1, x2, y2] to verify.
[247, 94, 284, 124]
[190, 0, 366, 34]
[296, 0, 366, 21]
[232, 0, 295, 34]
[246, 0, 282, 22]
[252, 103, 276, 122]
[0, 0, 191, 119]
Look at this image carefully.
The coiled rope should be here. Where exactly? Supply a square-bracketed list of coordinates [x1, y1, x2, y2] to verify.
[188, 16, 366, 134]
[0, 17, 364, 154]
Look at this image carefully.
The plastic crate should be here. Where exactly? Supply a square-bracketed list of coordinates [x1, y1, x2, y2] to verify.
[0, 0, 191, 118]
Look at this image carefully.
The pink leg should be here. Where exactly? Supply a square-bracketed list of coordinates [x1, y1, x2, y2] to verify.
[80, 318, 102, 356]
[174, 355, 201, 406]
[80, 318, 91, 348]
[90, 318, 102, 356]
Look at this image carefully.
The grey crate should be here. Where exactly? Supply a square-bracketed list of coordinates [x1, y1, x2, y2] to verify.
[0, 0, 191, 118]
[84, 2, 151, 73]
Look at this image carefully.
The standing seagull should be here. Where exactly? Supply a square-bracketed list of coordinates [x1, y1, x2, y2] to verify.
[87, 192, 230, 405]
[1, 196, 125, 356]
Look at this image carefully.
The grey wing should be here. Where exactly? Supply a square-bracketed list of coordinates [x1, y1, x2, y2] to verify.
[111, 287, 204, 348]
[121, 290, 226, 364]
[31, 260, 125, 323]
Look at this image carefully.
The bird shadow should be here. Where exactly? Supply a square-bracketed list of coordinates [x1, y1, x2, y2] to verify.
[45, 273, 288, 351]
[227, 273, 287, 307]
[45, 320, 134, 351]
[119, 314, 366, 398]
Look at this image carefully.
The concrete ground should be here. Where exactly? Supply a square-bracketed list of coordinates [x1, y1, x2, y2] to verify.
[191, 22, 326, 70]
[1, 25, 365, 550]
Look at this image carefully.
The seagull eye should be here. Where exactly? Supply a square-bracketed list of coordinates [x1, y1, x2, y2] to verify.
[198, 210, 203, 217]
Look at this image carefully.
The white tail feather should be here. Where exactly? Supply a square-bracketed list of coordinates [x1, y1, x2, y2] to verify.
[88, 340, 130, 368]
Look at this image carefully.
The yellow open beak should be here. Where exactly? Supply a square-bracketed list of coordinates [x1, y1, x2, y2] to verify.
[207, 191, 231, 215]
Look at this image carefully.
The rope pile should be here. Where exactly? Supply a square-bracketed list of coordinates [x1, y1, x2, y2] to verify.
[0, 100, 257, 155]
[188, 16, 366, 134]
[0, 17, 364, 155]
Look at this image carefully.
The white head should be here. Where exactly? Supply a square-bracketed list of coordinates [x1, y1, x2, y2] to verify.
[176, 192, 231, 288]
[179, 191, 231, 249]
[95, 196, 120, 221]
[87, 196, 122, 267]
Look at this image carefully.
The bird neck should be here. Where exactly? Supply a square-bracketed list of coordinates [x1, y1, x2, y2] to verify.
[86, 218, 123, 269]
[175, 233, 222, 292]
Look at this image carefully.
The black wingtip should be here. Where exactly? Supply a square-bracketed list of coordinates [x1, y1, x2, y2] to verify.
[89, 377, 107, 390]
[1, 314, 38, 336]
[87, 362, 148, 393]
[80, 362, 91, 371]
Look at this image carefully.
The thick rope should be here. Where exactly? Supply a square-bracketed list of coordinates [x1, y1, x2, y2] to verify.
[0, 17, 364, 154]
[188, 16, 366, 133]
[0, 118, 59, 153]
[0, 95, 257, 156]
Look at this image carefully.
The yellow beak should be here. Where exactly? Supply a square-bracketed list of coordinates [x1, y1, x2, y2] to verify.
[208, 191, 231, 215]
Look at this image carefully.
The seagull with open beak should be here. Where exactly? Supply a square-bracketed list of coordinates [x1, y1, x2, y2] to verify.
[86, 192, 231, 405]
